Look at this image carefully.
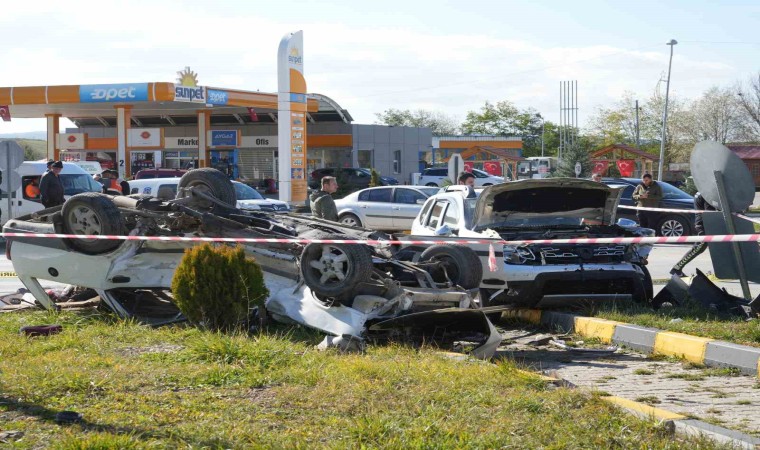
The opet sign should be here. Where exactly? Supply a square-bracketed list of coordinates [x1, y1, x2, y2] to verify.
[79, 84, 149, 103]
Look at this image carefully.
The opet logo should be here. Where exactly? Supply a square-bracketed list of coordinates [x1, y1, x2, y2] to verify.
[288, 47, 303, 65]
[80, 84, 148, 103]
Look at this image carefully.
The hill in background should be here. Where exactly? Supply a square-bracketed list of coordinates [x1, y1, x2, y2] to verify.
[0, 138, 47, 160]
[0, 131, 47, 140]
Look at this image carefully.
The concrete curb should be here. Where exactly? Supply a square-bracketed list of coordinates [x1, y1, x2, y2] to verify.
[517, 369, 760, 449]
[503, 309, 760, 377]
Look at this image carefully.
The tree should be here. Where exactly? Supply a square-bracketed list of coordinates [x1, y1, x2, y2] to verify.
[683, 86, 744, 144]
[375, 108, 460, 136]
[737, 73, 760, 141]
[555, 143, 592, 178]
[460, 100, 553, 157]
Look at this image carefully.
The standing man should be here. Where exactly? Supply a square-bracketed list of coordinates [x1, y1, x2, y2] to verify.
[310, 176, 338, 221]
[458, 172, 475, 187]
[670, 192, 716, 277]
[458, 172, 477, 198]
[632, 173, 662, 229]
[39, 161, 65, 208]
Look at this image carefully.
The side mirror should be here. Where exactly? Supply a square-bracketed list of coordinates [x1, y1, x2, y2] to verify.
[434, 224, 454, 236]
[416, 198, 426, 205]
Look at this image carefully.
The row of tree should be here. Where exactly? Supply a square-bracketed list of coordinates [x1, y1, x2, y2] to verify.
[375, 72, 760, 165]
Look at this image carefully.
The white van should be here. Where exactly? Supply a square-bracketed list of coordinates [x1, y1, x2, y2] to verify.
[128, 178, 290, 212]
[1, 161, 103, 226]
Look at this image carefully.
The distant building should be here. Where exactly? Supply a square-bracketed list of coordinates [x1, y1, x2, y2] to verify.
[727, 144, 760, 188]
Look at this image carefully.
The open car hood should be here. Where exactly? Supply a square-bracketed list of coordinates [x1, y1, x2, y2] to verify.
[473, 178, 623, 229]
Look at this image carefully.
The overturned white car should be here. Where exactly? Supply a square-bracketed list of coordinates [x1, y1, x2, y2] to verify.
[3, 168, 502, 357]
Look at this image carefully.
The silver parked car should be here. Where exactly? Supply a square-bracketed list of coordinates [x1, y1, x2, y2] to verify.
[334, 186, 440, 231]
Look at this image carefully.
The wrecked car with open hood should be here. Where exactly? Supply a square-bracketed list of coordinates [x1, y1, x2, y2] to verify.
[411, 179, 654, 308]
[2, 168, 502, 358]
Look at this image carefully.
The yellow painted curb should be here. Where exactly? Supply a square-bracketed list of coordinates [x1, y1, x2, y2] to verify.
[654, 331, 713, 364]
[573, 317, 621, 344]
[501, 308, 542, 324]
[602, 396, 686, 420]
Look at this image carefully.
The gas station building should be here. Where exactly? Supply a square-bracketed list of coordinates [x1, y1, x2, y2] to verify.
[0, 77, 430, 188]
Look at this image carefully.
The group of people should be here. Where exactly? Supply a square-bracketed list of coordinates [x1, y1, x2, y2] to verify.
[28, 160, 132, 209]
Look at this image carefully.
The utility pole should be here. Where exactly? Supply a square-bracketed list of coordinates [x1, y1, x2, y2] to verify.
[657, 39, 677, 181]
[635, 100, 641, 148]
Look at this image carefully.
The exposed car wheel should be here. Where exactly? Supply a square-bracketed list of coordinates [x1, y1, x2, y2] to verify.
[62, 193, 126, 254]
[425, 183, 438, 187]
[176, 168, 236, 214]
[657, 215, 689, 237]
[339, 213, 362, 228]
[419, 245, 482, 289]
[300, 234, 374, 302]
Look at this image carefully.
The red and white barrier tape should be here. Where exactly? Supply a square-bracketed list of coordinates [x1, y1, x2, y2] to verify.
[617, 205, 710, 214]
[2, 232, 759, 247]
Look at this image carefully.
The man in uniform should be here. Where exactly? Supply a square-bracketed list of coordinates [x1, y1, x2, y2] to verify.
[632, 173, 663, 229]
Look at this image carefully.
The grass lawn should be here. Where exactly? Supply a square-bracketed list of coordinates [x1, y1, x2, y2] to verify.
[594, 298, 760, 348]
[0, 310, 725, 449]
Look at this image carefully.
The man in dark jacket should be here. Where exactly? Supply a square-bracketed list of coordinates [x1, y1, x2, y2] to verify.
[670, 192, 716, 277]
[39, 160, 65, 208]
[309, 176, 338, 221]
[632, 173, 663, 229]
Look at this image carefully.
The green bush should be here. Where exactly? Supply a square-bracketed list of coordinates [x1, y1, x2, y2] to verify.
[369, 168, 381, 187]
[683, 175, 698, 196]
[172, 243, 269, 331]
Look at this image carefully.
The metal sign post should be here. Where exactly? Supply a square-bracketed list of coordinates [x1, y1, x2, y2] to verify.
[714, 170, 753, 304]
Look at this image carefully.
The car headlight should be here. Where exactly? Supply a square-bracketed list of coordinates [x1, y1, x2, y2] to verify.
[503, 244, 535, 265]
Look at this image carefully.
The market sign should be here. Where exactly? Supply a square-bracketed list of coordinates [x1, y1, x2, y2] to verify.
[174, 67, 206, 103]
[165, 137, 199, 149]
[128, 128, 164, 148]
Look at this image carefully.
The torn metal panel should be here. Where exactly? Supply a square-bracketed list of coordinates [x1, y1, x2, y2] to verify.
[688, 269, 750, 317]
[652, 274, 690, 309]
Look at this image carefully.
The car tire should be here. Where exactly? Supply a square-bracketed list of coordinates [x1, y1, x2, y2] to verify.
[175, 168, 236, 214]
[300, 234, 374, 303]
[419, 245, 482, 289]
[657, 214, 690, 237]
[425, 183, 439, 187]
[339, 213, 362, 228]
[62, 192, 126, 254]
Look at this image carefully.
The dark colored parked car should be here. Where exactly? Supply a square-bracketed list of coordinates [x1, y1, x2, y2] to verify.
[134, 169, 187, 180]
[603, 177, 695, 237]
[308, 168, 399, 190]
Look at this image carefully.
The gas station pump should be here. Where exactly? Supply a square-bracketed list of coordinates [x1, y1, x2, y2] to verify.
[210, 149, 239, 179]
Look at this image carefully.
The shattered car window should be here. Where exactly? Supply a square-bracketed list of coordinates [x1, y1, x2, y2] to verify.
[234, 182, 265, 200]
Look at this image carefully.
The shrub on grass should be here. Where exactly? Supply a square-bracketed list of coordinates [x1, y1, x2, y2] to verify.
[172, 243, 268, 331]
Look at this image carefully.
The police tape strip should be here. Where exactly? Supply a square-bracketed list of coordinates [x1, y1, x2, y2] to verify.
[1, 232, 760, 247]
[617, 204, 760, 225]
[617, 205, 710, 213]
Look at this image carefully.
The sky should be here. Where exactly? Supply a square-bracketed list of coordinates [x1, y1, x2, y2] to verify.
[0, 0, 758, 134]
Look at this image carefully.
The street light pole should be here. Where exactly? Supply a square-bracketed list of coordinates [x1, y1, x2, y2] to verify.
[657, 39, 677, 181]
[536, 113, 545, 157]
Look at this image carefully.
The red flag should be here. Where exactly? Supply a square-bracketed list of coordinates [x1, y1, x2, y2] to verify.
[247, 107, 259, 122]
[616, 159, 635, 177]
[483, 161, 502, 176]
[463, 162, 474, 173]
[592, 160, 608, 175]
[0, 105, 10, 122]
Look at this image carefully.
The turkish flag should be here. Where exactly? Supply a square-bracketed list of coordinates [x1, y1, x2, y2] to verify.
[463, 162, 474, 173]
[592, 160, 608, 175]
[483, 161, 502, 176]
[616, 159, 635, 177]
[0, 105, 10, 122]
[247, 107, 259, 122]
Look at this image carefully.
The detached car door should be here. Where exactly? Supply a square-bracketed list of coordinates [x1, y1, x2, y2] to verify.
[392, 188, 428, 231]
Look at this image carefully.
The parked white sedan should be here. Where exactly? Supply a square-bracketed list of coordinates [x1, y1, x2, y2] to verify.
[334, 186, 441, 231]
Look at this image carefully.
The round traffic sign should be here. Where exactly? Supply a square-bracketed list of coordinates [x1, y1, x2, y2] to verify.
[690, 140, 754, 212]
